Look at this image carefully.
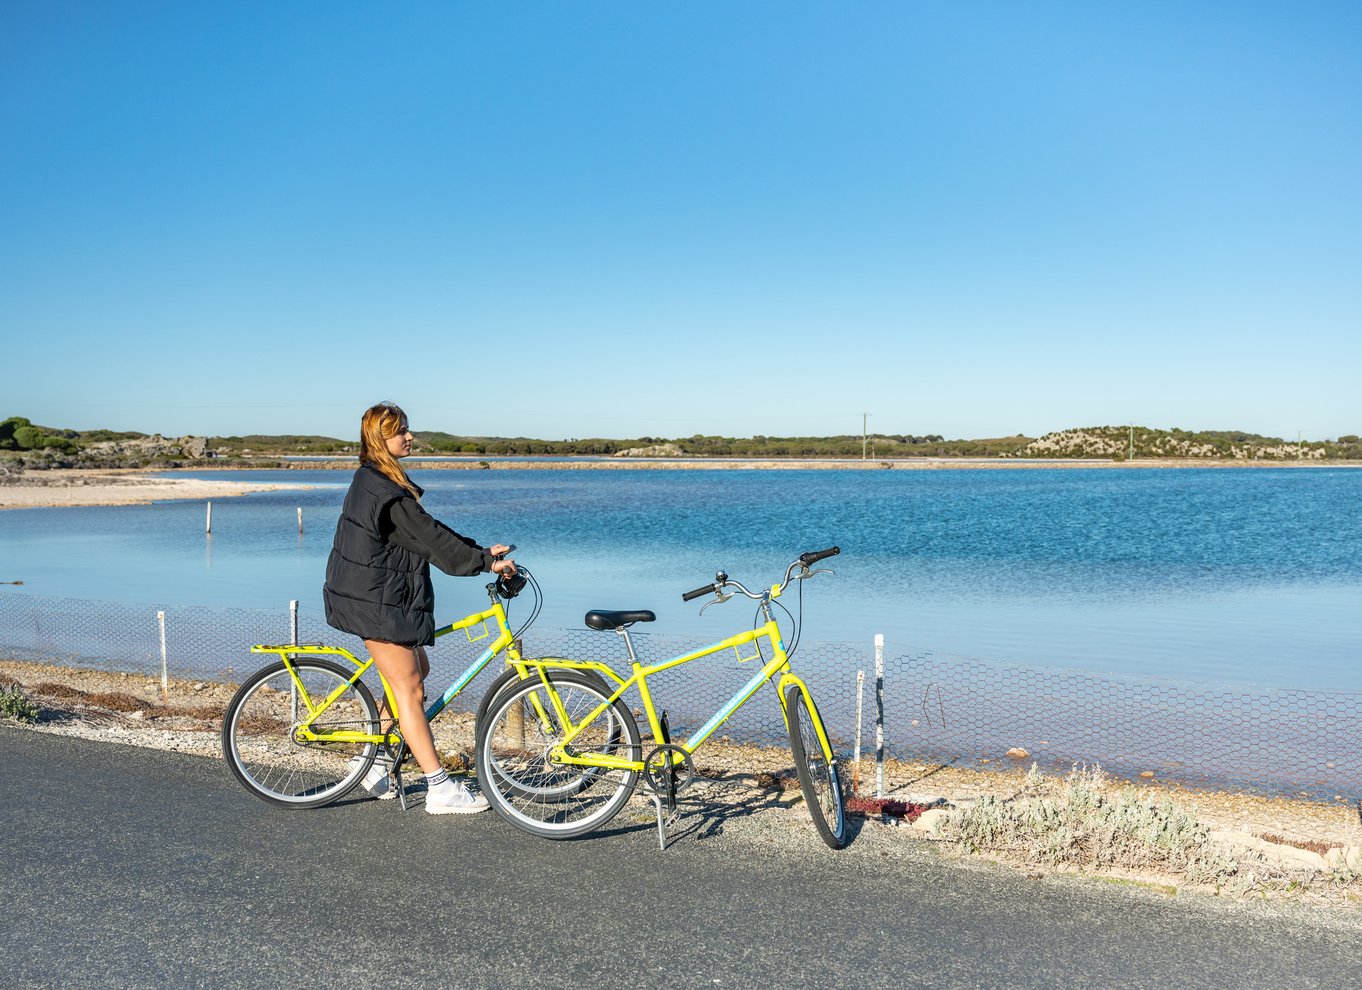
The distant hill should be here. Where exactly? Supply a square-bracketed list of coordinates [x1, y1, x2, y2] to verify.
[3, 414, 1359, 466]
[1014, 426, 1361, 461]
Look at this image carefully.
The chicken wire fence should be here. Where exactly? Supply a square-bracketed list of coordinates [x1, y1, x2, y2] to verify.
[3, 591, 1360, 802]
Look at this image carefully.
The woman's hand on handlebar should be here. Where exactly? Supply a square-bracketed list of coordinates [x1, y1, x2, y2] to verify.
[488, 544, 513, 558]
[490, 556, 517, 577]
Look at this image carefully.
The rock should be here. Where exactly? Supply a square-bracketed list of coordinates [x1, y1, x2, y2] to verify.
[900, 794, 949, 809]
[1006, 747, 1029, 760]
[911, 808, 950, 835]
[1208, 830, 1328, 872]
[1325, 846, 1362, 872]
[613, 443, 685, 458]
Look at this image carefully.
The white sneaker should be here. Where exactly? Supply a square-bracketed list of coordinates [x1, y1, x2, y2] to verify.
[348, 755, 397, 800]
[425, 780, 490, 815]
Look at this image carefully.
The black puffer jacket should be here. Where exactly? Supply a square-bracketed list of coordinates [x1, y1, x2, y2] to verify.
[322, 464, 472, 646]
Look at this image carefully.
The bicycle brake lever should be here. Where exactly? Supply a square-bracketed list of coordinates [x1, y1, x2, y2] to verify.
[698, 593, 734, 616]
[793, 567, 835, 581]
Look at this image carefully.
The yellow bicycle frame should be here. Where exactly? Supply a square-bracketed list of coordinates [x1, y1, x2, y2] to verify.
[512, 616, 837, 774]
[249, 597, 530, 748]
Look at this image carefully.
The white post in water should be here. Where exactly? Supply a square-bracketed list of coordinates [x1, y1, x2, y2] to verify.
[853, 669, 865, 795]
[158, 610, 169, 703]
[289, 600, 299, 646]
[297, 507, 303, 533]
[206, 501, 212, 534]
[874, 633, 885, 797]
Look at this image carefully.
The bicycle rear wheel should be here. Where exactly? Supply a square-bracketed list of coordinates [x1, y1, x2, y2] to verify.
[223, 657, 381, 808]
[477, 670, 640, 839]
[784, 684, 848, 849]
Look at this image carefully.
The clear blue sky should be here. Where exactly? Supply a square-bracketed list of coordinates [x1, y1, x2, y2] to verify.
[3, 3, 1359, 441]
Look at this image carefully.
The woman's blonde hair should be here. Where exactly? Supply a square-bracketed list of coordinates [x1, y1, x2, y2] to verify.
[359, 402, 419, 498]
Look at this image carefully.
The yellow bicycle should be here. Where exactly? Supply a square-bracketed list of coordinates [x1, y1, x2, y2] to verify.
[222, 558, 567, 810]
[475, 547, 848, 849]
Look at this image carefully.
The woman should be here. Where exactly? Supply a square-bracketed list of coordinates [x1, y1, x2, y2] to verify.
[323, 402, 516, 814]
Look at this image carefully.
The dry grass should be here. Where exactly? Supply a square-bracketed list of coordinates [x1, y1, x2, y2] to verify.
[937, 764, 1362, 901]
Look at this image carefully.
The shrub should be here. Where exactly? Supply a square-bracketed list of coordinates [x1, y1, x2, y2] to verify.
[0, 683, 40, 722]
[943, 763, 1239, 880]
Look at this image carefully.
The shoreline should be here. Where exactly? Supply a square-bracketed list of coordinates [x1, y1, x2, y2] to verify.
[0, 468, 315, 511]
[2, 458, 1358, 510]
[163, 456, 1362, 472]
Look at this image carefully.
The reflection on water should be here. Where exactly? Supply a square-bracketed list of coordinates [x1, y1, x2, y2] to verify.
[1, 466, 1359, 690]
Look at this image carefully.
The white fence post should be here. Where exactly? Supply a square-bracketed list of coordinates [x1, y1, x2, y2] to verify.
[158, 610, 168, 703]
[853, 669, 865, 795]
[875, 633, 885, 798]
[289, 599, 299, 646]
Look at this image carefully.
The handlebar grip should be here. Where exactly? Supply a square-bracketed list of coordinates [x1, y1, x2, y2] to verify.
[682, 583, 716, 602]
[799, 546, 840, 566]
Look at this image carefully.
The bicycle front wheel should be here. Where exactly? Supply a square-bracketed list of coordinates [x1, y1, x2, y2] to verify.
[784, 684, 848, 849]
[223, 657, 381, 808]
[477, 670, 640, 839]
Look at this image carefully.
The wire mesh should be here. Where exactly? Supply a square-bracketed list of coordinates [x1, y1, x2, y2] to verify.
[3, 592, 1359, 800]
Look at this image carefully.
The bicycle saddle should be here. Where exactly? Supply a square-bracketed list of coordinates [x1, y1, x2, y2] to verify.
[584, 609, 656, 630]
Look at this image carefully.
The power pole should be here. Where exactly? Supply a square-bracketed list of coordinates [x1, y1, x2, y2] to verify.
[862, 412, 870, 460]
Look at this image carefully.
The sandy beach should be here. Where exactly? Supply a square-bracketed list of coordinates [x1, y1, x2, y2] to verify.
[0, 468, 313, 510]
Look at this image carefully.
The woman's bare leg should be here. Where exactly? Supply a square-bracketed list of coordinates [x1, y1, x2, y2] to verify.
[375, 644, 431, 730]
[366, 639, 442, 776]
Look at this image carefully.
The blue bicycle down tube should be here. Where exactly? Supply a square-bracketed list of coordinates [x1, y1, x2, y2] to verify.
[688, 665, 771, 746]
[425, 646, 495, 719]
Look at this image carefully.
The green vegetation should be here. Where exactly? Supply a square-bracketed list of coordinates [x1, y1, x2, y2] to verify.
[413, 431, 1035, 458]
[0, 416, 133, 454]
[0, 683, 41, 723]
[208, 434, 356, 456]
[3, 413, 1361, 465]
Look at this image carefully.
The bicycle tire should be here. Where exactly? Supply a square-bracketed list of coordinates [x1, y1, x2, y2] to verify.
[476, 668, 625, 803]
[477, 670, 640, 839]
[474, 664, 615, 737]
[223, 657, 381, 808]
[784, 684, 848, 849]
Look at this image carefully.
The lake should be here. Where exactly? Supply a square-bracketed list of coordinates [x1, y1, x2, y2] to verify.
[2, 465, 1359, 690]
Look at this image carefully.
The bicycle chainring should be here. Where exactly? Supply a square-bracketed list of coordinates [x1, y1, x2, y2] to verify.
[643, 744, 695, 796]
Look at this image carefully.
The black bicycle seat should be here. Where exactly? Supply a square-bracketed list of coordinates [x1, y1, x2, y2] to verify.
[584, 610, 656, 630]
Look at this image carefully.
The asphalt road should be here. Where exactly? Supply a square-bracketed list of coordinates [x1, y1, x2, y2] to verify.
[1, 725, 1356, 989]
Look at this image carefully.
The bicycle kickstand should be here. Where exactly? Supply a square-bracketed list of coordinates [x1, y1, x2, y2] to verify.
[388, 740, 410, 812]
[648, 783, 681, 852]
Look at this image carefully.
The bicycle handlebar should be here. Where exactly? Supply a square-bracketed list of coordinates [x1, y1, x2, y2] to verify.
[683, 547, 840, 604]
[799, 546, 840, 566]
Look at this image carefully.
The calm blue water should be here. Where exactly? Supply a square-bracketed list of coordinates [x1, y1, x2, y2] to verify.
[2, 467, 1359, 690]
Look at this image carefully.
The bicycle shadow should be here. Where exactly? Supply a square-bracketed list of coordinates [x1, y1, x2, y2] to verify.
[618, 769, 870, 849]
